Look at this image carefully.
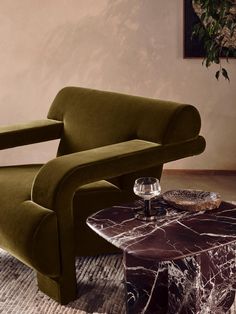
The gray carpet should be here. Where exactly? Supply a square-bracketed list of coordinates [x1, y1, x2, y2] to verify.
[0, 249, 125, 314]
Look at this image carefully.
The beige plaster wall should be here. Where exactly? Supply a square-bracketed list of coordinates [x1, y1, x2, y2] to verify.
[0, 0, 235, 169]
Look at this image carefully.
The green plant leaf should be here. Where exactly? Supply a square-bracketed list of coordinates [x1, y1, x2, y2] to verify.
[201, 12, 206, 22]
[222, 68, 230, 81]
[215, 70, 220, 80]
[191, 0, 236, 80]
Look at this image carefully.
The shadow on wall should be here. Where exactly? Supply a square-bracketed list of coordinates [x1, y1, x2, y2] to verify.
[33, 0, 176, 96]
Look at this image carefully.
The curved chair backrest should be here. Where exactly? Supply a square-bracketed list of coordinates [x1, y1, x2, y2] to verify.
[47, 86, 201, 156]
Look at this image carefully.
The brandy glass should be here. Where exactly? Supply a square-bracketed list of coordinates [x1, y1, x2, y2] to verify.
[133, 177, 161, 221]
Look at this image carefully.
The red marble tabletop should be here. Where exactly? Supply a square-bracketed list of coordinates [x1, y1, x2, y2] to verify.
[87, 199, 236, 261]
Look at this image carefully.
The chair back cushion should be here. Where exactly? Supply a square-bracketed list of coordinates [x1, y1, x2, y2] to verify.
[47, 87, 201, 156]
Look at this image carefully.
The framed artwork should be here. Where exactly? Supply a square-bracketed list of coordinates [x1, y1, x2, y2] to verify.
[184, 0, 236, 58]
[184, 0, 205, 58]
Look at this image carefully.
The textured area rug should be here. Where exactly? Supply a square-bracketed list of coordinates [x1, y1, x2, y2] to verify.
[0, 249, 125, 314]
[1, 249, 236, 314]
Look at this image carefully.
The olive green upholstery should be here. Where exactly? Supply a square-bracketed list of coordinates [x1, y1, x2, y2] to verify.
[0, 86, 206, 304]
[0, 119, 63, 150]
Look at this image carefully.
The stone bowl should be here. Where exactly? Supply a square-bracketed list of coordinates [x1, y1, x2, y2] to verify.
[162, 189, 222, 212]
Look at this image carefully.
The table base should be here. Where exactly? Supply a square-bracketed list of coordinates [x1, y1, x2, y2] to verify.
[124, 244, 236, 314]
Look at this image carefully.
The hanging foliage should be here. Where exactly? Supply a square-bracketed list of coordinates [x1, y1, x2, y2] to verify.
[192, 0, 236, 80]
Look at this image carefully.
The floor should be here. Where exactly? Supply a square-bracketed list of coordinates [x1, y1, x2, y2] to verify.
[161, 170, 236, 201]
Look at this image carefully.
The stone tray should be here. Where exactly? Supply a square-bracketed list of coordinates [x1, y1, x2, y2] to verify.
[162, 189, 221, 212]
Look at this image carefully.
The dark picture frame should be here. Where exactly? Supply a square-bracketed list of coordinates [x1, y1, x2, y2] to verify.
[184, 0, 236, 58]
[184, 0, 205, 58]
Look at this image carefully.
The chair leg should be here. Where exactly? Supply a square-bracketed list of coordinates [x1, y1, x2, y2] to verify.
[37, 269, 77, 305]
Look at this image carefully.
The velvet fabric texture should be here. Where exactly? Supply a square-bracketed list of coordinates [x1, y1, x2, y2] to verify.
[0, 86, 206, 304]
[0, 119, 63, 149]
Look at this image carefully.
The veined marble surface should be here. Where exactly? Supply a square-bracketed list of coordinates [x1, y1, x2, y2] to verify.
[87, 199, 236, 260]
[124, 244, 236, 313]
[87, 199, 236, 313]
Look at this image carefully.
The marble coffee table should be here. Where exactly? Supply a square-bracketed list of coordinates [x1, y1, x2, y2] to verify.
[86, 198, 236, 314]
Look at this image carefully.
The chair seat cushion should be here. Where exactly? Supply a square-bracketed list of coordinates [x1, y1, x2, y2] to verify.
[0, 164, 43, 212]
[0, 165, 121, 212]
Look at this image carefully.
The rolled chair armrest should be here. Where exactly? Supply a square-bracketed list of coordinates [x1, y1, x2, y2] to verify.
[32, 138, 205, 210]
[0, 119, 63, 150]
[162, 105, 202, 144]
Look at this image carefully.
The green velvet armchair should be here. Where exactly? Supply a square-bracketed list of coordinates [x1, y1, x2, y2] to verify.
[0, 87, 205, 304]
